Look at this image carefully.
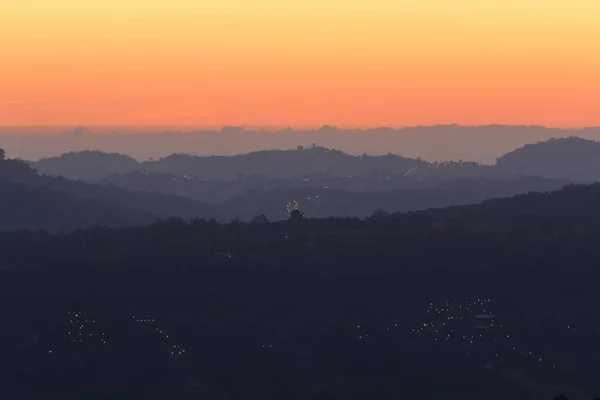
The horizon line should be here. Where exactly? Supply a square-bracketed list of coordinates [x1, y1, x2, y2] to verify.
[2, 123, 600, 132]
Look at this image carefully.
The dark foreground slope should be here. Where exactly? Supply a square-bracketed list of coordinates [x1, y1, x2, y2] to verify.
[1, 184, 600, 398]
[0, 180, 155, 231]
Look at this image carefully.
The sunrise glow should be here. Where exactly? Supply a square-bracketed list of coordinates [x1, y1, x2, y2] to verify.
[2, 0, 600, 127]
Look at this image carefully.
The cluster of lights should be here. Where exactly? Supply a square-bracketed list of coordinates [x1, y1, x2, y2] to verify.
[133, 315, 186, 359]
[133, 316, 156, 323]
[53, 307, 598, 378]
[29, 301, 600, 385]
[356, 323, 399, 340]
[171, 175, 193, 182]
[411, 298, 557, 370]
[65, 311, 106, 346]
[171, 344, 186, 357]
[403, 166, 419, 176]
[286, 200, 300, 214]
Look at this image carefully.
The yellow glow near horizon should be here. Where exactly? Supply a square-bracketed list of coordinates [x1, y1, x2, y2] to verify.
[1, 0, 600, 127]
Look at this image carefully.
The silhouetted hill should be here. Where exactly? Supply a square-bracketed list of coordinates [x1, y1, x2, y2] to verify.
[32, 137, 600, 186]
[421, 183, 600, 219]
[0, 155, 217, 230]
[25, 145, 577, 221]
[95, 166, 499, 203]
[29, 136, 600, 184]
[496, 137, 600, 181]
[143, 146, 430, 180]
[0, 180, 154, 231]
[219, 176, 569, 221]
[30, 150, 139, 180]
[31, 146, 433, 181]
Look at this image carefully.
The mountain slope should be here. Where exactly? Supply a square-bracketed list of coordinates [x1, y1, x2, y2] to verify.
[0, 180, 155, 232]
[30, 146, 431, 181]
[420, 183, 600, 219]
[496, 137, 600, 181]
[218, 176, 568, 221]
[0, 155, 217, 230]
[30, 150, 139, 180]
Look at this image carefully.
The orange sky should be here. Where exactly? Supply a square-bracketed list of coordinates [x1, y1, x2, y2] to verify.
[1, 0, 600, 128]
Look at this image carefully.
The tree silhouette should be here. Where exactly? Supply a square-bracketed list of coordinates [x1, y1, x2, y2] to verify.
[0, 149, 5, 160]
[289, 209, 304, 222]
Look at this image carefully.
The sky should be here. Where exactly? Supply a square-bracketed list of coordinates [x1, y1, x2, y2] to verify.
[1, 0, 600, 128]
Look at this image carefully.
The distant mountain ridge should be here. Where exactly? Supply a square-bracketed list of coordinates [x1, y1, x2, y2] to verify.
[30, 146, 433, 181]
[6, 124, 600, 162]
[215, 176, 570, 221]
[5, 136, 599, 230]
[28, 137, 600, 183]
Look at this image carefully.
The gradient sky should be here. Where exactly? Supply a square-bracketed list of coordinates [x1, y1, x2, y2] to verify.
[1, 0, 599, 128]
